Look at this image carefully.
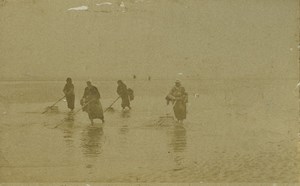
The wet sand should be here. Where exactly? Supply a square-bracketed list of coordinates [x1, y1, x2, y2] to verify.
[0, 0, 299, 183]
[0, 79, 299, 182]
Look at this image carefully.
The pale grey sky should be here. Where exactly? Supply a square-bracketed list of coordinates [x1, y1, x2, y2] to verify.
[0, 0, 298, 80]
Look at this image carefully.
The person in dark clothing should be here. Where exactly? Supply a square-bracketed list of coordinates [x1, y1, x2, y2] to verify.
[63, 77, 75, 111]
[117, 80, 131, 110]
[166, 80, 188, 123]
[81, 81, 104, 124]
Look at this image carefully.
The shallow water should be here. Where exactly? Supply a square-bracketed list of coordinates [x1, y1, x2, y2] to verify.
[0, 79, 299, 182]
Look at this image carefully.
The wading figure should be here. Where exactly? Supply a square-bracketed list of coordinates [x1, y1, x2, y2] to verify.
[81, 81, 104, 124]
[166, 80, 188, 123]
[117, 80, 131, 110]
[63, 77, 75, 111]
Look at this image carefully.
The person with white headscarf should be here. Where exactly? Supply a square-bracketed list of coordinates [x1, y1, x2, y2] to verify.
[166, 80, 188, 123]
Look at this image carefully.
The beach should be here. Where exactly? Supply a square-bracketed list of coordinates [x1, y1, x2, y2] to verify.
[0, 79, 299, 182]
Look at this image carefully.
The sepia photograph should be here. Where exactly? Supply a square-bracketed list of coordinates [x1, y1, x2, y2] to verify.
[0, 0, 299, 185]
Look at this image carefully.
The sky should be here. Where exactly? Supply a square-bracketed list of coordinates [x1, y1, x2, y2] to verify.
[0, 0, 298, 80]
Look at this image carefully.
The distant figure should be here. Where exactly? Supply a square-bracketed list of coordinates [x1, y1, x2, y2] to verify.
[166, 80, 188, 123]
[117, 80, 131, 110]
[133, 75, 136, 79]
[81, 81, 104, 124]
[148, 76, 151, 81]
[63, 77, 75, 111]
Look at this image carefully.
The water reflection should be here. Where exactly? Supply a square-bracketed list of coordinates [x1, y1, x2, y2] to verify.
[80, 126, 104, 158]
[65, 111, 75, 121]
[119, 125, 129, 135]
[118, 125, 129, 149]
[168, 125, 187, 169]
[170, 125, 187, 152]
[63, 113, 75, 148]
[121, 110, 131, 118]
[63, 128, 74, 148]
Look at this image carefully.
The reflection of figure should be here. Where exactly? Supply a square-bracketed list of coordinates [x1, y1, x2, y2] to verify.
[118, 125, 129, 148]
[81, 126, 104, 158]
[119, 125, 129, 135]
[63, 77, 75, 111]
[169, 125, 187, 168]
[65, 110, 75, 121]
[121, 110, 130, 118]
[166, 80, 188, 123]
[63, 127, 74, 148]
[170, 125, 187, 153]
[81, 81, 104, 124]
[62, 120, 75, 163]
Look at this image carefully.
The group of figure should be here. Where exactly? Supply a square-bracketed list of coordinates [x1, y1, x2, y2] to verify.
[63, 78, 132, 124]
[62, 78, 188, 124]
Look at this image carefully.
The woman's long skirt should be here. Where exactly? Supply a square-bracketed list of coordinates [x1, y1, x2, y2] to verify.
[173, 100, 186, 121]
[66, 94, 75, 110]
[121, 96, 130, 108]
[87, 100, 104, 120]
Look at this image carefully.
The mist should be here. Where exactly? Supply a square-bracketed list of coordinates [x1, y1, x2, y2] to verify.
[0, 0, 298, 81]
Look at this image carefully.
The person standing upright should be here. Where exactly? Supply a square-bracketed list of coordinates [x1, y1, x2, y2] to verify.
[117, 80, 131, 110]
[81, 81, 104, 124]
[166, 80, 188, 123]
[63, 77, 75, 111]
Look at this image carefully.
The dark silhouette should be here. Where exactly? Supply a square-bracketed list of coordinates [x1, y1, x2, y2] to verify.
[166, 80, 188, 123]
[81, 81, 104, 124]
[117, 80, 131, 110]
[63, 77, 75, 111]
